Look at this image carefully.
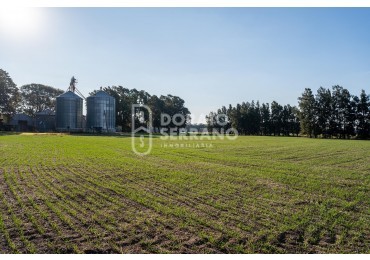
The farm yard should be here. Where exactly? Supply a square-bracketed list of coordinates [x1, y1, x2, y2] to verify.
[0, 134, 369, 253]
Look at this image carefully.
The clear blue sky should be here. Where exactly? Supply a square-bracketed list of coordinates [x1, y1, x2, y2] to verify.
[1, 8, 370, 123]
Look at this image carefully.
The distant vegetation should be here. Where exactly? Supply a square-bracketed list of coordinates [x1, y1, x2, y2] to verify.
[19, 84, 64, 116]
[207, 86, 369, 139]
[0, 69, 64, 117]
[207, 101, 300, 136]
[298, 87, 369, 139]
[0, 69, 20, 115]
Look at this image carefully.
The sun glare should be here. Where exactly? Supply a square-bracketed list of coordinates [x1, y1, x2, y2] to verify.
[0, 7, 44, 40]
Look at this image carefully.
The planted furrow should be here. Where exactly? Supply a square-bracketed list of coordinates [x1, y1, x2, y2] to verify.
[64, 155, 291, 243]
[0, 168, 19, 253]
[0, 169, 37, 253]
[15, 166, 86, 252]
[47, 166, 205, 252]
[51, 164, 224, 252]
[80, 161, 287, 235]
[40, 166, 129, 238]
[61, 163, 245, 246]
[27, 165, 116, 252]
[19, 166, 98, 253]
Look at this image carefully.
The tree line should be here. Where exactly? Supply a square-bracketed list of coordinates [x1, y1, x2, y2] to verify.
[298, 86, 369, 139]
[0, 69, 64, 117]
[206, 101, 301, 136]
[207, 86, 369, 139]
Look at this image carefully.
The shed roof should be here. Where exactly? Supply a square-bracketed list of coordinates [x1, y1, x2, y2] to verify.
[35, 109, 55, 116]
[10, 113, 33, 125]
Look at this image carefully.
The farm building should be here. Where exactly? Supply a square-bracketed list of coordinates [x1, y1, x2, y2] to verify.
[9, 113, 34, 132]
[34, 109, 56, 132]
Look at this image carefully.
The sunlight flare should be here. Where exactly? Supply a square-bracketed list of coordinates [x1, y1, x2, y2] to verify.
[0, 7, 44, 40]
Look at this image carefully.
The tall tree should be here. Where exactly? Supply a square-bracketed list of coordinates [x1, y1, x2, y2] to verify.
[0, 69, 20, 116]
[315, 87, 332, 138]
[331, 85, 353, 138]
[230, 104, 242, 134]
[271, 101, 283, 136]
[147, 95, 165, 131]
[260, 103, 271, 135]
[206, 111, 217, 133]
[354, 90, 370, 139]
[298, 88, 316, 137]
[290, 106, 301, 136]
[20, 84, 64, 116]
[282, 104, 293, 136]
[250, 101, 261, 135]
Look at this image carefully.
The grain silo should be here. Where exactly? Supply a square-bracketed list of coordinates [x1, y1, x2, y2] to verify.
[86, 90, 116, 132]
[55, 77, 84, 132]
[56, 91, 83, 132]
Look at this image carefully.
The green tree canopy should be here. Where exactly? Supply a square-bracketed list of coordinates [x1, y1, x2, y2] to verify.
[20, 84, 64, 116]
[0, 69, 20, 115]
[298, 88, 316, 137]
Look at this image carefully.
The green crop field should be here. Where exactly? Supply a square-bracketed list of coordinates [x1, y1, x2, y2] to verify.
[0, 133, 369, 253]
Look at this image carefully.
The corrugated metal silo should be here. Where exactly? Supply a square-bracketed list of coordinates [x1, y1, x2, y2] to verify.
[86, 91, 116, 132]
[56, 91, 83, 132]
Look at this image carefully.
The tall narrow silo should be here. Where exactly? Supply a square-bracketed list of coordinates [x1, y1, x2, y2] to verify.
[56, 91, 83, 132]
[86, 91, 116, 132]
